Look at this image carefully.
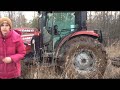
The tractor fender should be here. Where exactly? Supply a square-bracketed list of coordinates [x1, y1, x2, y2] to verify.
[55, 30, 99, 58]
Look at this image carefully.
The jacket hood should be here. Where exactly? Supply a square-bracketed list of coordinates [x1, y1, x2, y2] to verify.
[11, 29, 21, 42]
[0, 29, 21, 42]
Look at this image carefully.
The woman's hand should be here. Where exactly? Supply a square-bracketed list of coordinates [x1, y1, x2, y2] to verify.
[2, 57, 12, 63]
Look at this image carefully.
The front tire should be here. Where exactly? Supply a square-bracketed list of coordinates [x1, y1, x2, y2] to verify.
[57, 36, 107, 79]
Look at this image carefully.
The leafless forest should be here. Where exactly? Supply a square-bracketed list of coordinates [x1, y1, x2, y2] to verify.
[0, 11, 38, 28]
[1, 11, 120, 45]
[87, 11, 120, 46]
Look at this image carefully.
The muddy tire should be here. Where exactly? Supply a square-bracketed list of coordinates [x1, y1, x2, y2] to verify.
[57, 36, 107, 79]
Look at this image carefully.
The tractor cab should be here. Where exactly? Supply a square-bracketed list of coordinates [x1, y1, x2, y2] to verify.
[38, 11, 88, 51]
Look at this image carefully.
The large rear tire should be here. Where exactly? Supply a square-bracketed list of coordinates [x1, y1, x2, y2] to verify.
[57, 36, 107, 79]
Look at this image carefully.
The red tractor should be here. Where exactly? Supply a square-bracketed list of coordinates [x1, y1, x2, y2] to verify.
[18, 11, 107, 79]
[35, 11, 108, 79]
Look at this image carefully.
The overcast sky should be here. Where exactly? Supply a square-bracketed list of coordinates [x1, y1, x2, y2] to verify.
[22, 11, 38, 22]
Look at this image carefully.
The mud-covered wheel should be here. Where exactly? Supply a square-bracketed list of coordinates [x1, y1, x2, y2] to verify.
[57, 36, 107, 79]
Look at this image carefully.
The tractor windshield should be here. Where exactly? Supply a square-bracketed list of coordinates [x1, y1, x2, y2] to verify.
[46, 12, 76, 36]
[47, 12, 75, 29]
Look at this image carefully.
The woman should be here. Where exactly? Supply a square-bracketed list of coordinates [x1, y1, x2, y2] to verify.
[0, 17, 26, 79]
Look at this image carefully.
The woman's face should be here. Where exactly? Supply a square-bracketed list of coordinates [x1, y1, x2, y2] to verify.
[0, 21, 10, 36]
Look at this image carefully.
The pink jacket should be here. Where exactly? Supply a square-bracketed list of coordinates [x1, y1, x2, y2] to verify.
[0, 30, 26, 79]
